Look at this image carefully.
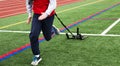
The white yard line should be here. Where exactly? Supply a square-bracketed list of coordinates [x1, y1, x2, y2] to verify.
[101, 18, 120, 35]
[0, 30, 30, 33]
[0, 30, 120, 37]
[60, 33, 120, 37]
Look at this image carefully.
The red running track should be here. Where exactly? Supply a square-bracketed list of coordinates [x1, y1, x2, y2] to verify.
[0, 0, 82, 18]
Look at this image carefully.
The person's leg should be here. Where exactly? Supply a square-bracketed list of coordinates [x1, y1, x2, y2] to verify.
[42, 15, 55, 41]
[29, 14, 41, 55]
[29, 14, 42, 65]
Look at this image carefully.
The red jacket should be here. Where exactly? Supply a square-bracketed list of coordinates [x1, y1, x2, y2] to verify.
[33, 0, 55, 16]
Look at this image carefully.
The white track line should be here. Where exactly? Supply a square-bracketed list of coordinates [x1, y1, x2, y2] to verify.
[0, 8, 25, 13]
[0, 0, 4, 1]
[0, 30, 120, 37]
[101, 18, 120, 35]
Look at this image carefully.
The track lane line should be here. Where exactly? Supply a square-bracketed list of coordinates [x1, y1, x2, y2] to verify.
[57, 0, 104, 14]
[0, 21, 26, 29]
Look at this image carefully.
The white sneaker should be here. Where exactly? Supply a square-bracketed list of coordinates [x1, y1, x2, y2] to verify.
[31, 56, 42, 66]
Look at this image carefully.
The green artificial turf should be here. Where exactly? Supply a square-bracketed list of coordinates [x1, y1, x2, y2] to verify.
[0, 0, 120, 66]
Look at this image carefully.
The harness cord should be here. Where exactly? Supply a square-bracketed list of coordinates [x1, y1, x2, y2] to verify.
[55, 13, 74, 36]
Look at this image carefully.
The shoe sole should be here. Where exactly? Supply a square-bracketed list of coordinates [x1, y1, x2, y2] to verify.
[31, 58, 42, 66]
